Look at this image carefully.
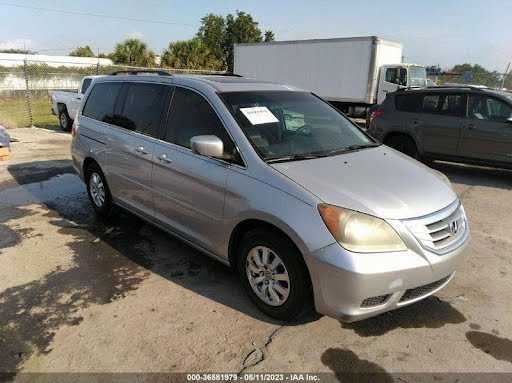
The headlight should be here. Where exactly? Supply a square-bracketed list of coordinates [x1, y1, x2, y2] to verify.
[318, 204, 407, 253]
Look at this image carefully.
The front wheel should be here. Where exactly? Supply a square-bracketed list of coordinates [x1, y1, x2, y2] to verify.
[237, 228, 314, 321]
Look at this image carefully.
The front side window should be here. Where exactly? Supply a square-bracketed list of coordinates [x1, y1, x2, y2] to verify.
[220, 91, 375, 162]
[114, 83, 168, 138]
[385, 67, 407, 86]
[82, 82, 123, 122]
[165, 87, 236, 156]
[469, 95, 512, 122]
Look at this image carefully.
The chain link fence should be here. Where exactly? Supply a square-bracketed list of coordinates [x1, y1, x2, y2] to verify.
[0, 58, 225, 129]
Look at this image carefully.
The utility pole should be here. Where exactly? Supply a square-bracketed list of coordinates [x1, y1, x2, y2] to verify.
[501, 62, 510, 89]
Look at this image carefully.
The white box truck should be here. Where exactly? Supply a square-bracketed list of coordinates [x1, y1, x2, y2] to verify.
[234, 36, 427, 117]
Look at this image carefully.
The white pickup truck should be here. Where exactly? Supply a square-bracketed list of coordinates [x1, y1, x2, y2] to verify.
[51, 76, 102, 131]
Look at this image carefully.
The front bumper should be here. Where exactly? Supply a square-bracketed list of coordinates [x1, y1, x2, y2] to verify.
[304, 206, 469, 322]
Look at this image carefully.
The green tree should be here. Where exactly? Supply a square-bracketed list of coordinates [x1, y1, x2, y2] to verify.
[196, 11, 274, 72]
[0, 49, 36, 54]
[69, 45, 95, 57]
[112, 38, 155, 67]
[264, 30, 275, 42]
[440, 63, 501, 87]
[161, 38, 222, 70]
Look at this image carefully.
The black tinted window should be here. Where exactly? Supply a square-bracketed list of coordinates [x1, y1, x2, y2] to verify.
[439, 94, 466, 117]
[82, 82, 122, 122]
[395, 93, 424, 112]
[165, 87, 233, 152]
[422, 94, 441, 113]
[81, 78, 92, 94]
[113, 83, 168, 138]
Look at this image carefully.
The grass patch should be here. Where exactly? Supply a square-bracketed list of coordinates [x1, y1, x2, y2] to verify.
[0, 97, 58, 129]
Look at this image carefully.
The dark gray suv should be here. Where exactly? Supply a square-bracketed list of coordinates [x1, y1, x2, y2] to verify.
[367, 86, 512, 168]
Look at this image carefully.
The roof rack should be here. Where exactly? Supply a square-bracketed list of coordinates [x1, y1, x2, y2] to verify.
[397, 85, 490, 92]
[109, 69, 172, 76]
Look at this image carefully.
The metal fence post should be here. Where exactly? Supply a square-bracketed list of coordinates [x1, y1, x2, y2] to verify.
[96, 60, 100, 75]
[23, 59, 33, 127]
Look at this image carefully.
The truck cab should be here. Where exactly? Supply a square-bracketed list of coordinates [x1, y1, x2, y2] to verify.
[377, 64, 427, 104]
[51, 75, 102, 131]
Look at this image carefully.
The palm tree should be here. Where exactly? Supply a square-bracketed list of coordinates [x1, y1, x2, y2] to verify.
[112, 38, 155, 67]
[162, 39, 222, 70]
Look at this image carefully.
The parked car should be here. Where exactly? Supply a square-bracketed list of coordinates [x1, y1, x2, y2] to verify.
[367, 86, 512, 168]
[51, 75, 102, 131]
[71, 71, 469, 322]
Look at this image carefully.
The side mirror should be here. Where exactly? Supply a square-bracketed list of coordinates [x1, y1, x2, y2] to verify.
[507, 118, 512, 124]
[190, 135, 224, 158]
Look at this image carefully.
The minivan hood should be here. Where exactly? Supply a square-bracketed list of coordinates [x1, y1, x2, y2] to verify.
[270, 146, 457, 220]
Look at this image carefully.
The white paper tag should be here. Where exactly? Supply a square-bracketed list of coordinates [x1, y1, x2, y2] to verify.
[240, 107, 279, 125]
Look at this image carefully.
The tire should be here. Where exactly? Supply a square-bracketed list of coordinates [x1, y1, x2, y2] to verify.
[237, 228, 314, 321]
[85, 163, 113, 217]
[386, 135, 419, 159]
[59, 108, 73, 132]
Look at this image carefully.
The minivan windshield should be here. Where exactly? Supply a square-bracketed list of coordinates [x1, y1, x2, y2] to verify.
[220, 91, 376, 162]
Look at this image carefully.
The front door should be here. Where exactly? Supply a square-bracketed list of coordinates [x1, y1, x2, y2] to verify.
[458, 94, 512, 164]
[152, 86, 237, 254]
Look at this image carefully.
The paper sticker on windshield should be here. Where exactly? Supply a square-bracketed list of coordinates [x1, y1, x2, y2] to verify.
[240, 107, 279, 125]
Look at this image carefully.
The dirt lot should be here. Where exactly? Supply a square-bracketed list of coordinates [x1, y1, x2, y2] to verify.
[1, 126, 511, 381]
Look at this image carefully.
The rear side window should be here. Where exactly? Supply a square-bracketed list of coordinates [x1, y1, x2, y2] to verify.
[80, 78, 92, 94]
[439, 94, 466, 117]
[165, 87, 234, 153]
[422, 94, 441, 113]
[82, 82, 122, 122]
[395, 93, 424, 112]
[114, 83, 169, 138]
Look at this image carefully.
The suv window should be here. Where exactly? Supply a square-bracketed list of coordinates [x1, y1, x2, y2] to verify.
[469, 95, 512, 121]
[395, 93, 425, 112]
[82, 82, 123, 122]
[165, 87, 235, 155]
[114, 83, 169, 138]
[81, 78, 92, 94]
[439, 94, 466, 117]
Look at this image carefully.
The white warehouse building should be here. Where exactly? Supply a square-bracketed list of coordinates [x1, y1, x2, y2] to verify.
[0, 53, 113, 67]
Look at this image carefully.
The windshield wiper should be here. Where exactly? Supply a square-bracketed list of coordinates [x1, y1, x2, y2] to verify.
[265, 153, 327, 164]
[324, 143, 380, 156]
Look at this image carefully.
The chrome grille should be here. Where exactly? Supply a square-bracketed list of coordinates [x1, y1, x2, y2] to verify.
[399, 275, 452, 303]
[402, 200, 468, 255]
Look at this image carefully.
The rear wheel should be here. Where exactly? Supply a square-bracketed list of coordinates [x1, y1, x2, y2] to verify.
[386, 135, 419, 159]
[85, 163, 113, 217]
[59, 108, 72, 132]
[237, 228, 313, 321]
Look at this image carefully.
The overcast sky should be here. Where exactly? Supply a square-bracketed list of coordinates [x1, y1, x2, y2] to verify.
[0, 0, 510, 71]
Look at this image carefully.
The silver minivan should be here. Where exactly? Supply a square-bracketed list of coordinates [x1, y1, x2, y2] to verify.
[71, 71, 469, 322]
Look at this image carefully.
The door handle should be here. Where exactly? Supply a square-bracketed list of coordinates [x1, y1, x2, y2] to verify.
[466, 123, 475, 130]
[157, 154, 172, 163]
[135, 146, 148, 155]
[77, 97, 81, 101]
[411, 119, 421, 125]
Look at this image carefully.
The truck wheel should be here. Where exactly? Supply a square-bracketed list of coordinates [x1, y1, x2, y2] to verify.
[386, 135, 419, 160]
[59, 109, 72, 132]
[85, 163, 114, 217]
[237, 228, 314, 321]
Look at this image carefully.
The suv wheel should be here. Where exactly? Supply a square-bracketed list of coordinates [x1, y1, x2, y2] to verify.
[85, 163, 113, 217]
[386, 135, 419, 159]
[237, 228, 313, 321]
[59, 108, 73, 132]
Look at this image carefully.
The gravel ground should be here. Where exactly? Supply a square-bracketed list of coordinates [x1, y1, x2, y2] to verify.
[0, 127, 511, 381]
